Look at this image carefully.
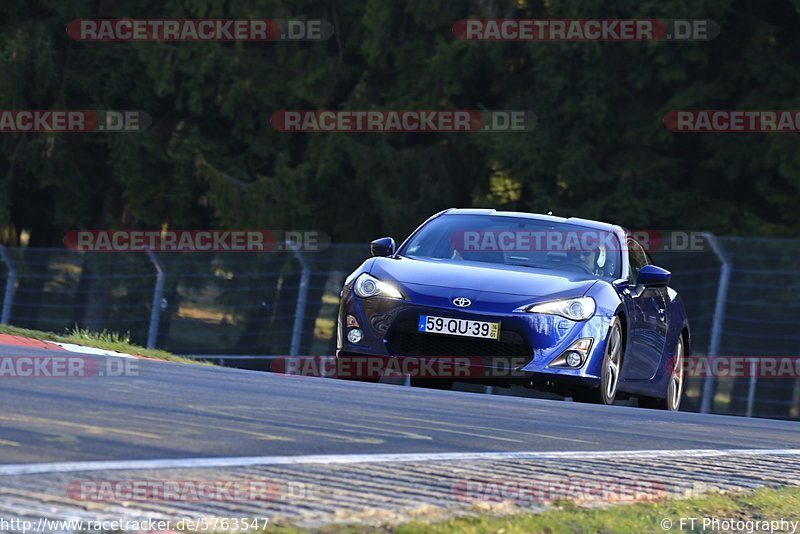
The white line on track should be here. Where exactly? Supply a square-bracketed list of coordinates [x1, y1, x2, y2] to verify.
[48, 342, 136, 358]
[1, 448, 800, 476]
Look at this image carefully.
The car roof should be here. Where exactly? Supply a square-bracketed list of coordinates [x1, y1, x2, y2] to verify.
[441, 208, 623, 233]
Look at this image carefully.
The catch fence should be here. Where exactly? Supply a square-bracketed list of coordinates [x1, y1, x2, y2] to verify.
[0, 236, 797, 420]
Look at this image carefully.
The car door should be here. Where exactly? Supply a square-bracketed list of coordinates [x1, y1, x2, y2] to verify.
[623, 238, 669, 380]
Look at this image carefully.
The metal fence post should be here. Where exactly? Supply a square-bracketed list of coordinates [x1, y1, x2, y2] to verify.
[746, 358, 757, 418]
[0, 246, 16, 324]
[290, 249, 310, 356]
[701, 233, 731, 414]
[146, 250, 166, 349]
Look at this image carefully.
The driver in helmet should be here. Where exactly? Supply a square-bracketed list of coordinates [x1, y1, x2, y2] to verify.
[567, 242, 607, 276]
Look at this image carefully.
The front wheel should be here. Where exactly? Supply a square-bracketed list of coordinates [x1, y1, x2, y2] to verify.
[639, 336, 684, 411]
[573, 319, 622, 405]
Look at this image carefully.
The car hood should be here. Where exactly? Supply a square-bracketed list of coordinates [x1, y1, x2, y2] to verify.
[370, 256, 598, 299]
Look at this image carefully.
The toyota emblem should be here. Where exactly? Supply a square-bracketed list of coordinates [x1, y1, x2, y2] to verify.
[453, 297, 472, 308]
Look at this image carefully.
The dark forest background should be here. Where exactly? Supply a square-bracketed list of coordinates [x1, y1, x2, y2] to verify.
[2, 0, 800, 246]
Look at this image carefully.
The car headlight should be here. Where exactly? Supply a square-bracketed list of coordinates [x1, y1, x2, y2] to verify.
[353, 273, 403, 299]
[519, 297, 595, 321]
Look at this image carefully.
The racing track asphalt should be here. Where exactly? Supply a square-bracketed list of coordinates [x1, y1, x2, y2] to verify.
[1, 343, 799, 465]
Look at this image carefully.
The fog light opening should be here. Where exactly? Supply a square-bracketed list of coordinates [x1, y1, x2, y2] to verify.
[565, 351, 583, 368]
[347, 328, 364, 344]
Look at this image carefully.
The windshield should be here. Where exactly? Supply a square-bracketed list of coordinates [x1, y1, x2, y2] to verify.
[400, 213, 621, 279]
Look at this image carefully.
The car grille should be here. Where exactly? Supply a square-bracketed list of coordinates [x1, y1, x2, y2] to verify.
[386, 320, 532, 366]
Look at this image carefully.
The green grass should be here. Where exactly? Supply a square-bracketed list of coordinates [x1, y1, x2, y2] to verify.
[262, 485, 800, 534]
[0, 324, 201, 364]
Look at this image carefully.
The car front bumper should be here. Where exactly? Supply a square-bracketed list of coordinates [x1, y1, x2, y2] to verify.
[336, 289, 614, 386]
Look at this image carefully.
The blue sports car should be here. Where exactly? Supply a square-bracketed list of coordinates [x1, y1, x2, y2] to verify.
[336, 209, 690, 410]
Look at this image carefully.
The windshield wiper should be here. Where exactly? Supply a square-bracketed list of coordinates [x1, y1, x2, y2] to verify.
[506, 262, 554, 270]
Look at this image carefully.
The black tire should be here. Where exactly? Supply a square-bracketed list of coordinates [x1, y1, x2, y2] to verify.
[573, 319, 622, 405]
[410, 377, 454, 390]
[639, 336, 684, 411]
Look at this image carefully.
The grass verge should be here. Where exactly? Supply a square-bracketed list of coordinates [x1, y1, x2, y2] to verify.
[265, 485, 800, 533]
[0, 324, 199, 364]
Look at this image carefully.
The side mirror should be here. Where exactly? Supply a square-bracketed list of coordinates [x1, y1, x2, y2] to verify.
[637, 265, 671, 287]
[370, 237, 395, 257]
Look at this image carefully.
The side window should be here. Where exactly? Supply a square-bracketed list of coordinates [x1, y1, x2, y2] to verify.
[627, 238, 649, 285]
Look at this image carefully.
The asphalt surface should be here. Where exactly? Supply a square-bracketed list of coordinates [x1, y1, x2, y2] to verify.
[1, 343, 799, 465]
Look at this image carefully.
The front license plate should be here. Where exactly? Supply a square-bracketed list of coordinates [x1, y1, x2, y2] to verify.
[417, 315, 500, 340]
